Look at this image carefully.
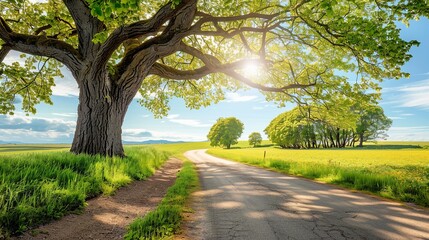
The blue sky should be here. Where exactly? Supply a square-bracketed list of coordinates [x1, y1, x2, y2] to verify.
[0, 19, 428, 143]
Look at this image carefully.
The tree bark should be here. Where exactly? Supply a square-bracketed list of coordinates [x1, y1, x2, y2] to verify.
[70, 72, 133, 157]
[358, 133, 364, 147]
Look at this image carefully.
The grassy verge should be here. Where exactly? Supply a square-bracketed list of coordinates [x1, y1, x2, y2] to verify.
[208, 145, 429, 207]
[125, 160, 198, 240]
[0, 146, 168, 237]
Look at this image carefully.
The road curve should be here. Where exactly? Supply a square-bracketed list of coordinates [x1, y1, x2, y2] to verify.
[185, 149, 429, 240]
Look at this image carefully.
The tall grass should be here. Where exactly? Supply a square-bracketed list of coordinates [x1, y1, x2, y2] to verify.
[208, 147, 429, 207]
[125, 160, 198, 240]
[0, 146, 169, 237]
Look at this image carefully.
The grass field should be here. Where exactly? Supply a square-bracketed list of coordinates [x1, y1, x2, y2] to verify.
[0, 142, 209, 238]
[0, 146, 169, 237]
[0, 144, 70, 155]
[208, 141, 429, 207]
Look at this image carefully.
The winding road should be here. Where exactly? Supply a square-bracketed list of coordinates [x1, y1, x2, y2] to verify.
[185, 149, 429, 240]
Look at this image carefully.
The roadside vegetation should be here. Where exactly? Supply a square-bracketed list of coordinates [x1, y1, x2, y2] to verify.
[208, 141, 429, 207]
[125, 160, 198, 239]
[0, 146, 168, 237]
[122, 142, 209, 239]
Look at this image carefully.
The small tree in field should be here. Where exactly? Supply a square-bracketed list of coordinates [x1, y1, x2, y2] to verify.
[248, 132, 262, 147]
[207, 117, 243, 149]
[356, 105, 392, 147]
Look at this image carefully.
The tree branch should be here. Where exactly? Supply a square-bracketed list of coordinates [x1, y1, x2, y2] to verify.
[154, 42, 316, 93]
[93, 2, 180, 71]
[62, 0, 104, 58]
[149, 62, 212, 80]
[114, 0, 198, 83]
[0, 16, 82, 74]
[34, 24, 52, 35]
[0, 44, 11, 63]
[223, 69, 316, 92]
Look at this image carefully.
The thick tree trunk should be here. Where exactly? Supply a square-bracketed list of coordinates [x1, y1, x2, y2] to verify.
[70, 72, 134, 157]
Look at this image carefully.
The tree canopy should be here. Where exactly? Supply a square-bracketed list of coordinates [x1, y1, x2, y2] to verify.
[265, 102, 392, 149]
[356, 105, 392, 147]
[0, 0, 427, 156]
[248, 132, 262, 147]
[207, 117, 244, 149]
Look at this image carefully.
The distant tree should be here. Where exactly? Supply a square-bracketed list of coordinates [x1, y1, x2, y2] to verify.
[248, 132, 262, 147]
[356, 106, 392, 147]
[264, 108, 305, 149]
[207, 117, 243, 149]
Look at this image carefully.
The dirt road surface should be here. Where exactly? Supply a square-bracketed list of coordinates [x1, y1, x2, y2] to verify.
[16, 158, 182, 240]
[184, 149, 429, 240]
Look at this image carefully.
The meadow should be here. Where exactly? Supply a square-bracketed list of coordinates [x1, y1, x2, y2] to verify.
[0, 146, 169, 237]
[2, 141, 428, 238]
[0, 144, 70, 154]
[208, 141, 429, 207]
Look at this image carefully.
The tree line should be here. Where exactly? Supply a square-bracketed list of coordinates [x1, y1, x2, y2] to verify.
[265, 105, 392, 149]
[208, 103, 392, 149]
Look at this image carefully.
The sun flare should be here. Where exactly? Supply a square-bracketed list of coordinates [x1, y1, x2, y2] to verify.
[242, 61, 261, 78]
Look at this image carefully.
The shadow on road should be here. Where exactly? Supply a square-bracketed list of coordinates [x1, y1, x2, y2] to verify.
[188, 150, 429, 240]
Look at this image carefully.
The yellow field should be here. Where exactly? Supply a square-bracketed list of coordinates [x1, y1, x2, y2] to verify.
[207, 141, 429, 207]
[208, 147, 429, 167]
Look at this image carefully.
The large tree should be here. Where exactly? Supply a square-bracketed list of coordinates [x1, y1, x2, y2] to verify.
[207, 117, 243, 149]
[356, 105, 392, 147]
[0, 0, 426, 156]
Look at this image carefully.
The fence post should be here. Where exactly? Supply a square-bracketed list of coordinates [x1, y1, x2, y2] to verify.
[263, 150, 266, 162]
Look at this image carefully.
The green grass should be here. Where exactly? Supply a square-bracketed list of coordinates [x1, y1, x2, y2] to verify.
[122, 142, 205, 239]
[208, 141, 429, 207]
[0, 144, 70, 155]
[0, 146, 169, 237]
[125, 160, 198, 240]
[146, 142, 211, 158]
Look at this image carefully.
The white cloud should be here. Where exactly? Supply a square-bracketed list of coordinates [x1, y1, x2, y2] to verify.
[51, 70, 79, 97]
[396, 79, 429, 109]
[386, 126, 429, 141]
[0, 115, 75, 143]
[0, 115, 75, 132]
[165, 114, 211, 128]
[52, 113, 77, 118]
[388, 116, 403, 120]
[166, 114, 180, 119]
[122, 128, 205, 142]
[224, 92, 258, 102]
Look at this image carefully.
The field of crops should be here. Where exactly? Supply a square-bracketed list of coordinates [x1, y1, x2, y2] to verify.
[208, 141, 429, 207]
